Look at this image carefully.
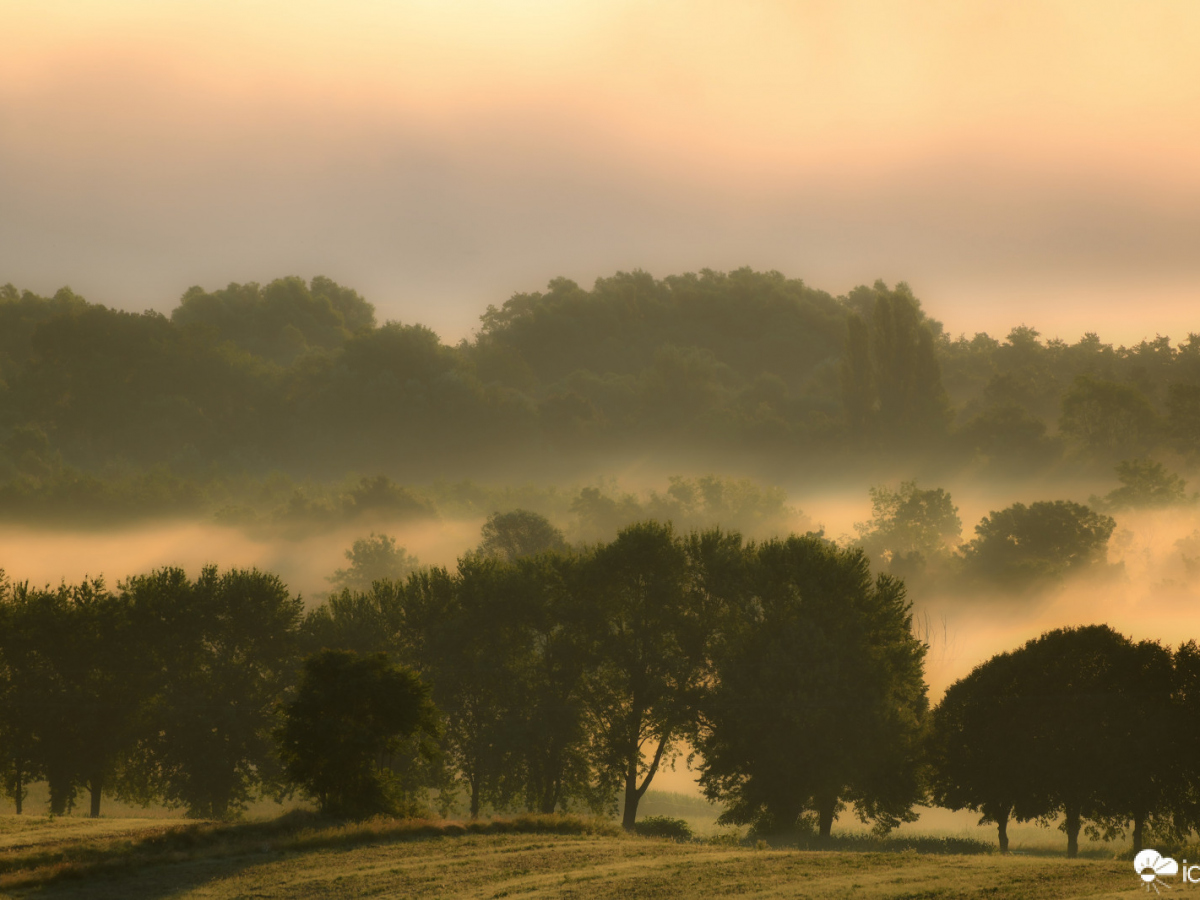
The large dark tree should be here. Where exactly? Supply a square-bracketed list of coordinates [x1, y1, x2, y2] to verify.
[581, 522, 709, 830]
[0, 578, 151, 816]
[277, 650, 438, 817]
[407, 559, 528, 817]
[928, 650, 1035, 852]
[124, 566, 303, 818]
[933, 626, 1174, 857]
[698, 534, 928, 837]
[503, 553, 596, 815]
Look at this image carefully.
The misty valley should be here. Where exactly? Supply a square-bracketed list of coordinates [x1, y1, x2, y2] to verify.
[1, 270, 1198, 895]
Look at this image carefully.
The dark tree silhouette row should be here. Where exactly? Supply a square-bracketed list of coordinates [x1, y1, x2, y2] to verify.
[0, 522, 1189, 857]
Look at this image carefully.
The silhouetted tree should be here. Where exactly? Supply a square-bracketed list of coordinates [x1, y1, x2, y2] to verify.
[961, 500, 1115, 588]
[582, 522, 709, 830]
[0, 573, 45, 814]
[124, 566, 303, 818]
[935, 626, 1174, 857]
[0, 578, 150, 816]
[407, 559, 527, 817]
[277, 650, 438, 818]
[928, 651, 1033, 852]
[699, 535, 928, 837]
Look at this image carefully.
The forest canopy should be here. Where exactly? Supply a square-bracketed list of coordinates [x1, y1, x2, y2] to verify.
[1, 270, 1198, 523]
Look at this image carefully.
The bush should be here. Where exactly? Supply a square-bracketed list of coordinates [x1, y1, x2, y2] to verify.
[633, 816, 694, 841]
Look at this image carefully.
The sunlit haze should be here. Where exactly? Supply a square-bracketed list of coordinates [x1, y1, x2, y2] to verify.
[4, 1, 1199, 342]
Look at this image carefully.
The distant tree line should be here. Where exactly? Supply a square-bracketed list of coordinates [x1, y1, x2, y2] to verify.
[2, 271, 1199, 517]
[0, 515, 1194, 858]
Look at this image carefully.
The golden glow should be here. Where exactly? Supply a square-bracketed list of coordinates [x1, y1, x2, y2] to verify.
[6, 1, 1200, 181]
[3, 2, 1199, 340]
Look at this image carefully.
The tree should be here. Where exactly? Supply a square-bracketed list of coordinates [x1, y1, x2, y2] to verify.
[503, 553, 597, 815]
[1166, 382, 1200, 455]
[961, 500, 1115, 588]
[854, 481, 961, 578]
[0, 572, 44, 814]
[277, 650, 439, 817]
[698, 535, 928, 837]
[124, 566, 303, 818]
[1008, 627, 1168, 857]
[928, 651, 1034, 852]
[1059, 375, 1160, 457]
[870, 284, 951, 441]
[477, 510, 567, 561]
[327, 533, 419, 593]
[407, 559, 527, 817]
[0, 578, 150, 817]
[581, 522, 709, 830]
[1170, 641, 1200, 840]
[1100, 459, 1191, 509]
[839, 313, 875, 438]
[932, 626, 1175, 857]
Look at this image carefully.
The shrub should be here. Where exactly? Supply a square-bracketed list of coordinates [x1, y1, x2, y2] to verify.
[633, 816, 693, 841]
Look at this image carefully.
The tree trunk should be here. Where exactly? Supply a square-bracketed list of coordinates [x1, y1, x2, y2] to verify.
[1133, 813, 1145, 853]
[539, 773, 560, 815]
[48, 774, 70, 816]
[13, 764, 22, 815]
[996, 810, 1009, 854]
[89, 775, 102, 818]
[1064, 804, 1081, 858]
[470, 774, 481, 819]
[817, 796, 837, 839]
[622, 733, 670, 831]
[621, 750, 640, 830]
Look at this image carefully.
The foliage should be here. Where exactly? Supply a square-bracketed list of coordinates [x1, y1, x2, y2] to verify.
[1059, 375, 1160, 457]
[698, 535, 928, 837]
[477, 510, 567, 561]
[327, 533, 420, 592]
[121, 566, 304, 818]
[931, 625, 1176, 857]
[927, 651, 1031, 852]
[581, 522, 711, 830]
[632, 815, 694, 841]
[2, 272, 1199, 506]
[277, 650, 440, 818]
[961, 500, 1116, 588]
[854, 480, 961, 578]
[1100, 459, 1192, 509]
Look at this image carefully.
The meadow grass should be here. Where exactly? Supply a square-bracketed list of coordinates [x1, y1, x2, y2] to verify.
[0, 812, 1144, 899]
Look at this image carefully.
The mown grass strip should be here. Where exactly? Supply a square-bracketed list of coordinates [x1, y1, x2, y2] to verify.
[0, 813, 623, 892]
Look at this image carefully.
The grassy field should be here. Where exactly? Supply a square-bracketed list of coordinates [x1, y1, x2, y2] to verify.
[0, 812, 1147, 899]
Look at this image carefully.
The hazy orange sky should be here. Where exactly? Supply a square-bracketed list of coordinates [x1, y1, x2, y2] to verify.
[3, 1, 1198, 343]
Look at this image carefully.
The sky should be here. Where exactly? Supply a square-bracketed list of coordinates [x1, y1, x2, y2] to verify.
[3, 0, 1199, 344]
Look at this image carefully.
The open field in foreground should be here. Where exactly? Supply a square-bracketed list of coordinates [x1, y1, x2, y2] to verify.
[0, 814, 1143, 899]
